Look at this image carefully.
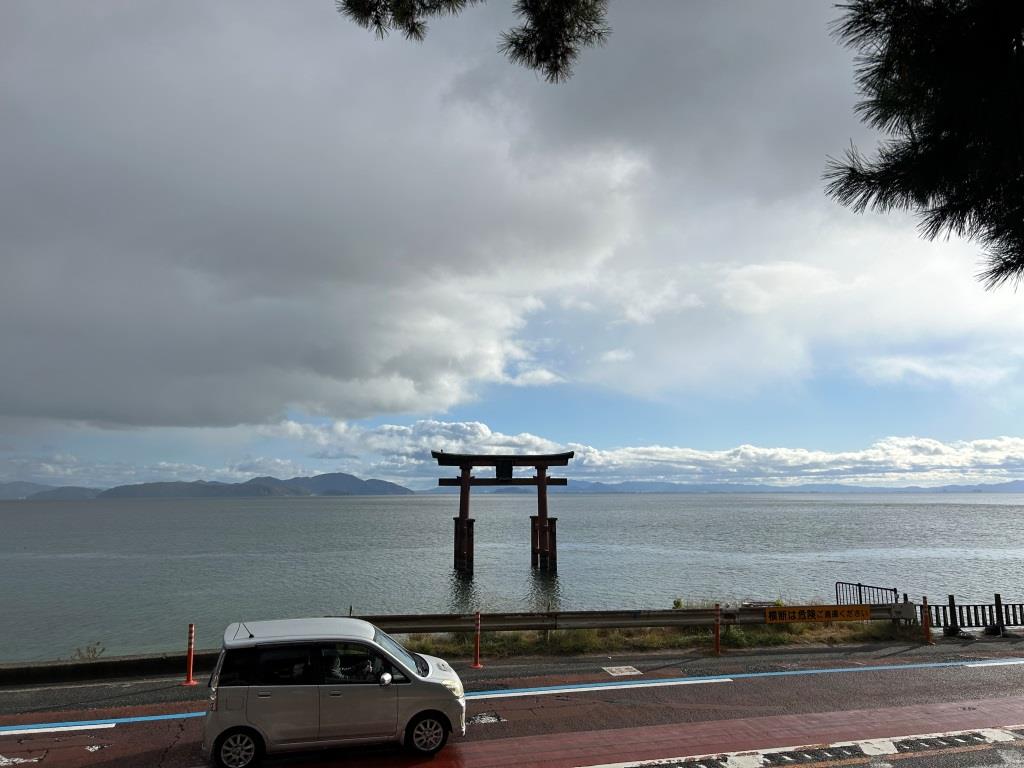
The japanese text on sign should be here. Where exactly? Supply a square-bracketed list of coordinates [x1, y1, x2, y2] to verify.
[764, 605, 871, 623]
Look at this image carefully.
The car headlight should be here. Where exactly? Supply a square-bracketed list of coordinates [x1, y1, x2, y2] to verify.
[440, 678, 464, 698]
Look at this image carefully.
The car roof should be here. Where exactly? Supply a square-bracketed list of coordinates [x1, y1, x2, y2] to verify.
[222, 617, 376, 648]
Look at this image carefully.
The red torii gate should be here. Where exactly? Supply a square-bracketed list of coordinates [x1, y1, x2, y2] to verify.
[432, 450, 574, 575]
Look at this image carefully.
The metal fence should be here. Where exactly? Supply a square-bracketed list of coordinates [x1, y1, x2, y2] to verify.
[925, 594, 1024, 632]
[836, 581, 900, 606]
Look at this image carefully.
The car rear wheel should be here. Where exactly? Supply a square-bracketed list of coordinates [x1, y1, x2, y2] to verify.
[406, 712, 450, 755]
[214, 728, 263, 768]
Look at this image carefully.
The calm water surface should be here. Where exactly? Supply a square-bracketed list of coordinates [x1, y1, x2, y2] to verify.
[2, 493, 1023, 662]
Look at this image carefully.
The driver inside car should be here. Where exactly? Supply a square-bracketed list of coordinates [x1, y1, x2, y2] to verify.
[324, 648, 378, 683]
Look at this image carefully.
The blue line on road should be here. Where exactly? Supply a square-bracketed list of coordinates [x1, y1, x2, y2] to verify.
[3, 657, 1022, 735]
[0, 711, 206, 733]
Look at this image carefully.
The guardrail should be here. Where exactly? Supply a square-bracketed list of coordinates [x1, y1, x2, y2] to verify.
[350, 604, 908, 635]
[0, 601, 940, 686]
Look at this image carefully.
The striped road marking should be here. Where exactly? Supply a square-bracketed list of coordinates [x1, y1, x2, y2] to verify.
[575, 725, 1024, 767]
[2, 656, 1023, 737]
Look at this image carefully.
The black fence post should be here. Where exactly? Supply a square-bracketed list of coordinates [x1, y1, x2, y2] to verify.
[994, 593, 1005, 636]
[944, 595, 960, 636]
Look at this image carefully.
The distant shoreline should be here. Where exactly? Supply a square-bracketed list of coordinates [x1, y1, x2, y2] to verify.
[5, 482, 1024, 502]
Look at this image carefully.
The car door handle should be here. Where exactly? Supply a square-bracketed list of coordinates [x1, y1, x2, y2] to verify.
[256, 691, 271, 698]
[328, 691, 343, 697]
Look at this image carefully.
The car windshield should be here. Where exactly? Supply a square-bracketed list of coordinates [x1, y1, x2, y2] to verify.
[374, 629, 426, 676]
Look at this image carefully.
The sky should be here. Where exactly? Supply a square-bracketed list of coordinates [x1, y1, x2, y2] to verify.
[3, 1, 1024, 491]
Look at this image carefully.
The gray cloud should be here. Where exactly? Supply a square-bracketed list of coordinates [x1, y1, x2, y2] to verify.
[0, 1, 629, 426]
[3, 1, 1023, 434]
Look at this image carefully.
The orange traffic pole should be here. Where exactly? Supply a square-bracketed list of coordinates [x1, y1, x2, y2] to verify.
[181, 623, 198, 686]
[713, 603, 722, 656]
[470, 611, 483, 669]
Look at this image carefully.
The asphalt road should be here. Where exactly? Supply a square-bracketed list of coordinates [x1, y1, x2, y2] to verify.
[3, 638, 1024, 767]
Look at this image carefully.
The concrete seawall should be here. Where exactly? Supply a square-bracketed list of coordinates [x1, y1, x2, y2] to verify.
[0, 649, 221, 686]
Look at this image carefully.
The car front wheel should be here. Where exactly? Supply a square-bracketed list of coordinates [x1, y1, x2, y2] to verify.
[406, 713, 450, 755]
[214, 728, 263, 768]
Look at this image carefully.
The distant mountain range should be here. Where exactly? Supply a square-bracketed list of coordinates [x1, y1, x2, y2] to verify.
[0, 481, 58, 500]
[5, 476, 1024, 501]
[0, 472, 414, 500]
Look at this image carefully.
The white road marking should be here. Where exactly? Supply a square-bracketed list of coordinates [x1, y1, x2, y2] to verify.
[967, 660, 1024, 668]
[603, 666, 642, 677]
[469, 678, 732, 700]
[0, 756, 42, 766]
[0, 724, 116, 737]
[724, 757, 764, 768]
[467, 712, 506, 725]
[573, 725, 1024, 767]
[981, 727, 1019, 742]
[859, 739, 897, 755]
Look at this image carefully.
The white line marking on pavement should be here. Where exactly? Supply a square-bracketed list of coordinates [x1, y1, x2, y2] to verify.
[0, 724, 116, 737]
[859, 739, 897, 755]
[602, 666, 642, 677]
[723, 757, 763, 768]
[573, 725, 1024, 767]
[469, 678, 732, 700]
[0, 756, 42, 765]
[967, 660, 1024, 668]
[980, 728, 1019, 742]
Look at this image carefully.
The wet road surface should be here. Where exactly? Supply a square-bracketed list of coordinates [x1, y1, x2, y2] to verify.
[3, 639, 1024, 767]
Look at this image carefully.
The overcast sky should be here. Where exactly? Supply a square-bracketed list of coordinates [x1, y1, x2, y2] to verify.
[3, 1, 1024, 490]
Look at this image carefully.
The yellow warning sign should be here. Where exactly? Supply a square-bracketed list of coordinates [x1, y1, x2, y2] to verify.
[764, 605, 871, 624]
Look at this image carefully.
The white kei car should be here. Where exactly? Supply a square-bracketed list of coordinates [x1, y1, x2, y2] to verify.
[202, 617, 466, 768]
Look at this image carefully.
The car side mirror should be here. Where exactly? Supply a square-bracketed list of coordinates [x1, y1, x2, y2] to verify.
[379, 672, 393, 687]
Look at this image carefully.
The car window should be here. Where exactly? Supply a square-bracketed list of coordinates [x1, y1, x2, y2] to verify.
[320, 642, 407, 684]
[218, 648, 256, 686]
[256, 645, 315, 686]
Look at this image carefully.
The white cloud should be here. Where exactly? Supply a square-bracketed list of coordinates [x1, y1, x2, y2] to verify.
[263, 419, 1024, 489]
[8, 419, 1024, 489]
[860, 355, 1015, 388]
[720, 262, 851, 315]
[227, 457, 309, 479]
[600, 348, 634, 363]
[506, 367, 565, 386]
[563, 434, 1024, 486]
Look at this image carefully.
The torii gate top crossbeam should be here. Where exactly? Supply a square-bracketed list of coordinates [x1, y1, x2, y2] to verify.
[431, 451, 574, 467]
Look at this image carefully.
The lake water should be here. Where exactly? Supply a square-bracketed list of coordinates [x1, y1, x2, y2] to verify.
[2, 493, 1023, 663]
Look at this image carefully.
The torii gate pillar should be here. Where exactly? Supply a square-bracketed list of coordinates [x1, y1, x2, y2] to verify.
[453, 466, 474, 573]
[433, 451, 573, 576]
